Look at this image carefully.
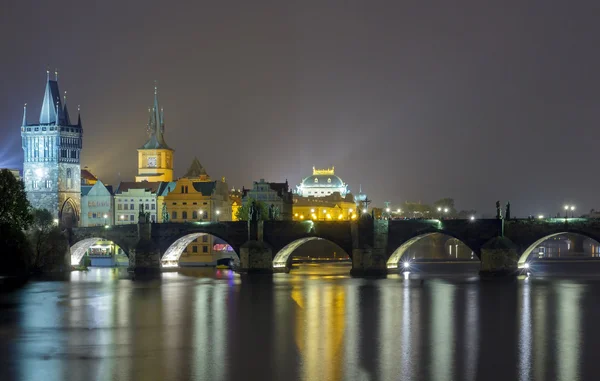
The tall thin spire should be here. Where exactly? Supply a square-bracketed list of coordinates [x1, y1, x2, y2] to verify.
[77, 105, 82, 126]
[55, 68, 58, 82]
[140, 82, 170, 149]
[22, 103, 27, 126]
[39, 69, 61, 124]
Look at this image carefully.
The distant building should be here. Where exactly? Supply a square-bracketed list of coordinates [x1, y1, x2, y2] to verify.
[114, 181, 160, 224]
[163, 158, 233, 265]
[293, 192, 357, 221]
[230, 188, 243, 221]
[295, 167, 349, 198]
[242, 179, 293, 220]
[81, 167, 98, 185]
[80, 180, 113, 227]
[21, 70, 82, 226]
[136, 85, 174, 182]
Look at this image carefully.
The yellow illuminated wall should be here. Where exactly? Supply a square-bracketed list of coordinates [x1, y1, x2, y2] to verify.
[136, 148, 174, 182]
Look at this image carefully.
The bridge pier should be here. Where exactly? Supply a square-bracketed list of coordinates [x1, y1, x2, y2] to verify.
[350, 220, 388, 277]
[567, 234, 585, 254]
[479, 237, 519, 278]
[128, 222, 161, 275]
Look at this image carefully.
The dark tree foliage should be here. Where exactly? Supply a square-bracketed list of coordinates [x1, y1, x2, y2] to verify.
[235, 198, 270, 221]
[28, 209, 69, 273]
[0, 169, 32, 230]
[0, 223, 31, 276]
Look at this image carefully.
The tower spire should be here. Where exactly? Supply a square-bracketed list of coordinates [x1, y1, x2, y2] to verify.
[39, 68, 61, 124]
[63, 91, 71, 125]
[22, 103, 27, 126]
[55, 68, 58, 82]
[77, 105, 82, 126]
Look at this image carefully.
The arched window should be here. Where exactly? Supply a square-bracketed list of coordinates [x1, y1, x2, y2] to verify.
[327, 178, 332, 183]
[314, 178, 318, 183]
[66, 168, 72, 189]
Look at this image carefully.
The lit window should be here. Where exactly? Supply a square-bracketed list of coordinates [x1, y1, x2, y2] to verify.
[328, 178, 331, 183]
[314, 178, 318, 183]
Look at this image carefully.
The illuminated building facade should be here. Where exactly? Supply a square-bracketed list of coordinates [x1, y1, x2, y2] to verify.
[21, 70, 82, 226]
[242, 179, 293, 220]
[136, 85, 174, 182]
[293, 193, 357, 221]
[81, 166, 98, 185]
[114, 181, 160, 224]
[230, 189, 243, 221]
[163, 158, 234, 265]
[80, 180, 113, 227]
[292, 167, 356, 221]
[295, 167, 349, 198]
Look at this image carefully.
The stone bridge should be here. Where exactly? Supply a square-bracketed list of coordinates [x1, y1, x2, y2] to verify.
[68, 218, 600, 276]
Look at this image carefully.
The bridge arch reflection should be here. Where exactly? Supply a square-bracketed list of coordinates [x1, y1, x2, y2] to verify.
[387, 232, 476, 269]
[272, 237, 350, 269]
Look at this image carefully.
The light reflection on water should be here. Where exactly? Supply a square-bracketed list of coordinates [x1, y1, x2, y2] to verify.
[1, 263, 600, 381]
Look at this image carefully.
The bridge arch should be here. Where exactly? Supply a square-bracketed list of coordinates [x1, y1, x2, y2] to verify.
[386, 231, 476, 269]
[160, 232, 238, 268]
[272, 237, 351, 269]
[70, 237, 129, 266]
[517, 231, 600, 267]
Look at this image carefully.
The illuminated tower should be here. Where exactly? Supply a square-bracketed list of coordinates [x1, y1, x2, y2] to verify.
[136, 84, 174, 182]
[21, 70, 82, 226]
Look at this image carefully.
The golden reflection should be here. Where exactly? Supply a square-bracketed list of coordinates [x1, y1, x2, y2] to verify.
[292, 283, 346, 380]
[533, 283, 548, 381]
[431, 282, 455, 381]
[556, 283, 582, 381]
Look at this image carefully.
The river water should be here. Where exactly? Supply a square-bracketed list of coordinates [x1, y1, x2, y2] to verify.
[1, 263, 600, 381]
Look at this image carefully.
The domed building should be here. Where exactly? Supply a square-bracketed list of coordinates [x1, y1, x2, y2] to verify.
[295, 167, 349, 198]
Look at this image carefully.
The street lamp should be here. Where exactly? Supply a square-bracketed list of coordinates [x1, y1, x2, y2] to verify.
[198, 209, 203, 220]
[570, 205, 575, 218]
[53, 218, 59, 225]
[216, 209, 221, 221]
[470, 216, 475, 221]
[103, 214, 108, 225]
[119, 215, 125, 224]
[564, 205, 570, 218]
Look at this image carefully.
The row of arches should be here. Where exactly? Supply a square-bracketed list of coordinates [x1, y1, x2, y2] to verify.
[70, 231, 600, 270]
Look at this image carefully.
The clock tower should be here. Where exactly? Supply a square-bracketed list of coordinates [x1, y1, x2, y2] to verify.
[136, 84, 174, 182]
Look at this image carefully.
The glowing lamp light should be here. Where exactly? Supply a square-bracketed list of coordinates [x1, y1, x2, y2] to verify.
[523, 263, 530, 269]
[53, 219, 59, 225]
[403, 262, 410, 269]
[294, 213, 298, 217]
[538, 215, 544, 219]
[35, 168, 44, 178]
[323, 209, 327, 213]
[216, 210, 221, 215]
[362, 208, 367, 213]
[437, 207, 442, 212]
[396, 209, 401, 213]
[300, 215, 304, 220]
[470, 216, 475, 221]
[338, 214, 343, 220]
[386, 208, 391, 213]
[103, 214, 108, 218]
[351, 214, 357, 219]
[570, 206, 575, 211]
[310, 209, 315, 213]
[349, 208, 353, 213]
[444, 208, 449, 213]
[311, 213, 317, 219]
[326, 214, 332, 219]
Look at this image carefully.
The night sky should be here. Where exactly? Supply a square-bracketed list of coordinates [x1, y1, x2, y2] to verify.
[2, 1, 600, 217]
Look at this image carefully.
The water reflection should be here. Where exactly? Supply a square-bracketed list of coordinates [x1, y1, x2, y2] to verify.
[0, 265, 598, 381]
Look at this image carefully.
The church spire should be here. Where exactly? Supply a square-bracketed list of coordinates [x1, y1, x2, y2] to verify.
[77, 105, 82, 127]
[22, 103, 27, 126]
[140, 82, 171, 149]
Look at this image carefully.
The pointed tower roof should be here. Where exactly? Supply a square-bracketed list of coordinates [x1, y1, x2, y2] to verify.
[39, 70, 62, 124]
[184, 157, 209, 178]
[77, 105, 82, 127]
[141, 83, 171, 150]
[62, 91, 71, 125]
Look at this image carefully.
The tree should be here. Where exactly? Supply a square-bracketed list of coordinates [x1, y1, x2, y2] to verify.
[0, 223, 31, 276]
[28, 209, 69, 273]
[235, 198, 270, 221]
[0, 169, 32, 230]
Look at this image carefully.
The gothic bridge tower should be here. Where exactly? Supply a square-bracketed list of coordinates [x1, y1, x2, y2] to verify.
[21, 70, 83, 227]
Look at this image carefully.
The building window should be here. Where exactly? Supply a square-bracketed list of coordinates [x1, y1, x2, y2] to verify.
[327, 178, 332, 183]
[202, 235, 208, 243]
[139, 204, 143, 210]
[66, 168, 72, 188]
[130, 204, 134, 210]
[314, 178, 318, 183]
[172, 211, 177, 219]
[33, 180, 39, 189]
[202, 246, 208, 253]
[192, 211, 197, 219]
[130, 215, 135, 221]
[92, 213, 97, 218]
[45, 180, 52, 188]
[124, 204, 129, 210]
[183, 202, 187, 205]
[145, 204, 150, 210]
[182, 211, 188, 219]
[193, 246, 198, 253]
[118, 204, 122, 210]
[151, 215, 156, 222]
[151, 204, 155, 210]
[71, 150, 76, 159]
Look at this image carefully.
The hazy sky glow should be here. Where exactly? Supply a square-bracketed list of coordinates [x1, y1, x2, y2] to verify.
[2, 1, 600, 217]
